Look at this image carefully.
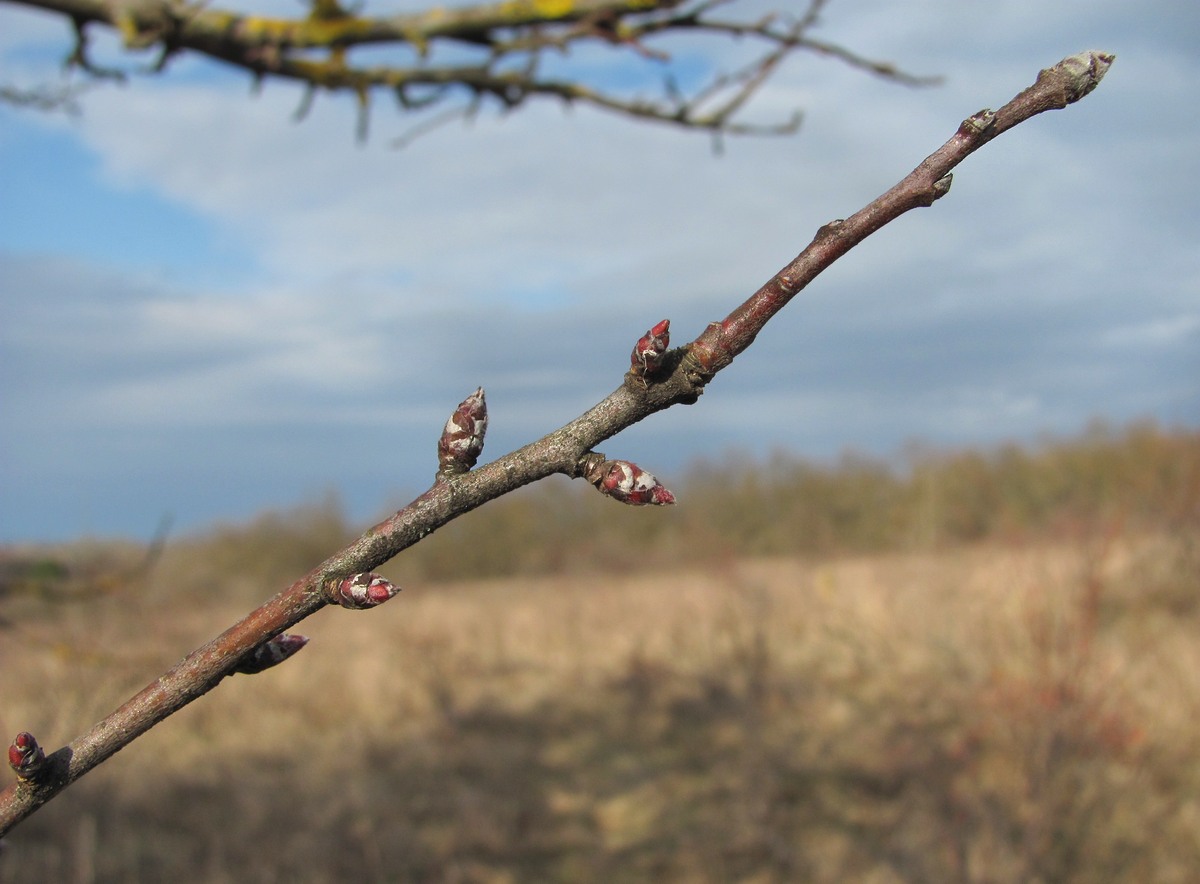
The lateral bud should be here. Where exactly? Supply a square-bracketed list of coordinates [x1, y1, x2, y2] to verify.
[586, 459, 677, 506]
[959, 109, 996, 136]
[235, 633, 309, 675]
[437, 387, 488, 476]
[8, 732, 46, 782]
[329, 572, 400, 609]
[630, 319, 670, 380]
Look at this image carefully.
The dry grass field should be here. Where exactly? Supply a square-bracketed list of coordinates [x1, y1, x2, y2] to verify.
[2, 524, 1198, 882]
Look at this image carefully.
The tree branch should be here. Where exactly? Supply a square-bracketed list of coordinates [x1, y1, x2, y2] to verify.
[2, 0, 934, 138]
[0, 81, 88, 111]
[0, 49, 1114, 836]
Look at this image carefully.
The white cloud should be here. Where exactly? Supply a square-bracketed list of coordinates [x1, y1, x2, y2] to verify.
[2, 0, 1197, 539]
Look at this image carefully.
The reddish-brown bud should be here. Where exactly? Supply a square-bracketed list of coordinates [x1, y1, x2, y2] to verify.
[235, 633, 309, 675]
[330, 572, 400, 609]
[8, 732, 46, 781]
[590, 459, 676, 506]
[438, 387, 488, 475]
[630, 319, 670, 379]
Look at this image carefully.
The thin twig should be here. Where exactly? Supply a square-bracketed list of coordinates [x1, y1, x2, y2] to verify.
[4, 0, 935, 140]
[0, 50, 1114, 836]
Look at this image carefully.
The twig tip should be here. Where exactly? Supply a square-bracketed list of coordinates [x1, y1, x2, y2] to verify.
[1055, 50, 1116, 102]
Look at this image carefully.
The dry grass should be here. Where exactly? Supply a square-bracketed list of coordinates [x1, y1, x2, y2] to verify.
[1, 527, 1197, 883]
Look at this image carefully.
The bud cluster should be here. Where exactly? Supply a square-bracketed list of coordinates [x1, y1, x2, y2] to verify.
[630, 319, 671, 381]
[587, 459, 676, 507]
[8, 732, 46, 782]
[329, 572, 400, 609]
[438, 387, 488, 475]
[235, 633, 309, 675]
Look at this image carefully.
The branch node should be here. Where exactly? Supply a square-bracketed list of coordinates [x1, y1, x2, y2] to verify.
[960, 108, 996, 135]
[571, 450, 605, 481]
[681, 334, 719, 388]
[814, 218, 845, 241]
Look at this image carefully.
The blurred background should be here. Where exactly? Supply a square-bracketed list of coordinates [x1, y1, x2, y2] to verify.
[1, 1, 1198, 880]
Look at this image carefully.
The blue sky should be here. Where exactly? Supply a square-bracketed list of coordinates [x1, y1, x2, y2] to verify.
[1, 0, 1197, 542]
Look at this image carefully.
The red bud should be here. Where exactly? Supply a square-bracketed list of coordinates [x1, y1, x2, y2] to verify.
[438, 387, 488, 475]
[630, 319, 671, 379]
[330, 572, 400, 609]
[8, 732, 46, 781]
[590, 459, 676, 506]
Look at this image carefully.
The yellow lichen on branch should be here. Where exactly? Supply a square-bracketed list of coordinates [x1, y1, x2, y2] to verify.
[504, 0, 575, 19]
[9, 0, 934, 141]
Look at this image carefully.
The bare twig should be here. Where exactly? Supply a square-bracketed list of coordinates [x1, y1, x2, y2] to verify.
[2, 0, 934, 138]
[0, 81, 88, 112]
[0, 50, 1114, 836]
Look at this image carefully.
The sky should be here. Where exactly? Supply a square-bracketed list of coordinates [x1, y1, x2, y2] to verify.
[1, 0, 1197, 543]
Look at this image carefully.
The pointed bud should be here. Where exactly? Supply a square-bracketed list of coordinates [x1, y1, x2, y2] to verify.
[8, 732, 46, 781]
[329, 572, 400, 609]
[588, 459, 676, 506]
[630, 319, 670, 380]
[438, 387, 488, 475]
[235, 633, 309, 675]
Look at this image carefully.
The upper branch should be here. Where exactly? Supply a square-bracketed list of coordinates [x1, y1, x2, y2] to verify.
[4, 0, 934, 138]
[0, 50, 1113, 837]
[684, 50, 1115, 378]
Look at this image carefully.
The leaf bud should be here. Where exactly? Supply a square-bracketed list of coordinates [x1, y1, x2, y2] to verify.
[8, 732, 46, 781]
[630, 319, 671, 379]
[437, 387, 488, 475]
[330, 572, 400, 609]
[590, 459, 676, 506]
[235, 633, 309, 675]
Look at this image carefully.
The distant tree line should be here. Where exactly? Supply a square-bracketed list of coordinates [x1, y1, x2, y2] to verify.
[174, 420, 1197, 586]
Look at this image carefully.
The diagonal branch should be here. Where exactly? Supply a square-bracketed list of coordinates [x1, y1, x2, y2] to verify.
[0, 50, 1114, 836]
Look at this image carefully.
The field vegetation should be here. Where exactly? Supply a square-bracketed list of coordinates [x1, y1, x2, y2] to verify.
[1, 421, 1197, 882]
